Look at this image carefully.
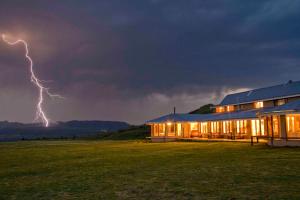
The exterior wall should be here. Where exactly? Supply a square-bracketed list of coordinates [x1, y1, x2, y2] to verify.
[279, 115, 287, 139]
[286, 114, 300, 138]
[287, 96, 300, 103]
[150, 119, 259, 140]
[264, 100, 275, 108]
[223, 96, 300, 112]
[149, 88, 300, 143]
[238, 100, 274, 111]
[240, 103, 254, 111]
[183, 123, 190, 138]
[234, 105, 240, 111]
[149, 113, 300, 144]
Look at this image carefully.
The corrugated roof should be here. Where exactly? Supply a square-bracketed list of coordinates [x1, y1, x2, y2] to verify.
[147, 100, 300, 124]
[147, 109, 261, 124]
[219, 80, 300, 106]
[258, 99, 300, 115]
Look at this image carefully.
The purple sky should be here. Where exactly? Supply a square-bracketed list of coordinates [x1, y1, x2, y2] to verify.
[0, 0, 300, 124]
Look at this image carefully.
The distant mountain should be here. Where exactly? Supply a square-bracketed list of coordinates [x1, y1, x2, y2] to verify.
[0, 120, 130, 141]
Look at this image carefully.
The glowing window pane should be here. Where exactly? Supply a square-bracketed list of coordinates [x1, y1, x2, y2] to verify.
[254, 101, 264, 109]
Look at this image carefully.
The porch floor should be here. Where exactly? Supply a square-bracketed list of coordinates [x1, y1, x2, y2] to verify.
[178, 138, 268, 144]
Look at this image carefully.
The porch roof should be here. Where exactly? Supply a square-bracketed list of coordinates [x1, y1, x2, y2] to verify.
[257, 99, 300, 115]
[146, 109, 262, 124]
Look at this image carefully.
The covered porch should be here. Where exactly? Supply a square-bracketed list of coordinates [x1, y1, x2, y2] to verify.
[257, 100, 300, 146]
[149, 118, 264, 141]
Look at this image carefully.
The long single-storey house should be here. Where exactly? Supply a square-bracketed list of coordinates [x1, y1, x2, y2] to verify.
[147, 80, 300, 146]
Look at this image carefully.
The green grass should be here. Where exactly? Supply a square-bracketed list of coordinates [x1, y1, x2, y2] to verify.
[1, 141, 300, 199]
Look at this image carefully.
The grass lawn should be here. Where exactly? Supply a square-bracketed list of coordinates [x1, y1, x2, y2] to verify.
[1, 141, 300, 199]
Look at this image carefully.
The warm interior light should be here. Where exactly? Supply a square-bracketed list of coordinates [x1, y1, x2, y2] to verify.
[226, 106, 234, 112]
[292, 117, 295, 132]
[190, 122, 199, 131]
[251, 120, 259, 136]
[273, 116, 279, 135]
[286, 115, 300, 137]
[216, 106, 225, 113]
[261, 119, 265, 136]
[287, 116, 290, 132]
[200, 122, 208, 133]
[254, 101, 264, 109]
[177, 123, 182, 136]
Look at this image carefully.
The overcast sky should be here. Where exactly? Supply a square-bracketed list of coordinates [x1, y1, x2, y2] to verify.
[0, 0, 299, 124]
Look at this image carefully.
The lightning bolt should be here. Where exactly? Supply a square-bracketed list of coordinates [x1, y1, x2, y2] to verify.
[2, 34, 63, 127]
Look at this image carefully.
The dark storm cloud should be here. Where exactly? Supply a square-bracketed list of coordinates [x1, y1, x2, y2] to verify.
[0, 0, 299, 124]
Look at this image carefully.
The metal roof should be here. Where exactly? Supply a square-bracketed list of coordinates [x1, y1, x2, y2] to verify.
[147, 100, 300, 124]
[258, 99, 300, 115]
[219, 80, 300, 106]
[147, 109, 261, 124]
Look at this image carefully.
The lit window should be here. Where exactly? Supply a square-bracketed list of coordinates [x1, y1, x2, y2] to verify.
[254, 101, 264, 109]
[200, 122, 208, 133]
[276, 99, 286, 106]
[216, 106, 225, 113]
[251, 119, 263, 136]
[261, 119, 265, 136]
[190, 122, 199, 137]
[153, 124, 159, 136]
[237, 120, 248, 134]
[211, 121, 220, 133]
[177, 123, 182, 136]
[166, 122, 175, 136]
[223, 121, 233, 134]
[190, 123, 199, 131]
[226, 106, 234, 112]
[286, 115, 300, 137]
[159, 124, 165, 136]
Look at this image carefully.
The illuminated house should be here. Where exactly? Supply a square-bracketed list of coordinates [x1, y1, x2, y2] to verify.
[147, 80, 300, 146]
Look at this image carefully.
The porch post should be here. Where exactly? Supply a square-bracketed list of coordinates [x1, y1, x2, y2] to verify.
[266, 117, 269, 137]
[270, 116, 274, 146]
[259, 117, 262, 136]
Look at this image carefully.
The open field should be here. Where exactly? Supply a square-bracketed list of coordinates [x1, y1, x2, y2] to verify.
[1, 141, 300, 199]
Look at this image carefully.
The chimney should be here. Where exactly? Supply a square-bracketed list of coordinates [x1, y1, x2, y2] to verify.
[173, 107, 176, 115]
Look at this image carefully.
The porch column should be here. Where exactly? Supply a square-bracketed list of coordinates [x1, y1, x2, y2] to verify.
[279, 115, 287, 140]
[270, 116, 274, 146]
[259, 116, 262, 136]
[266, 117, 270, 137]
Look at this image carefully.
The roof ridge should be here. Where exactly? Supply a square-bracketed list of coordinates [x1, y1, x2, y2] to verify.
[220, 80, 300, 106]
[226, 80, 300, 97]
